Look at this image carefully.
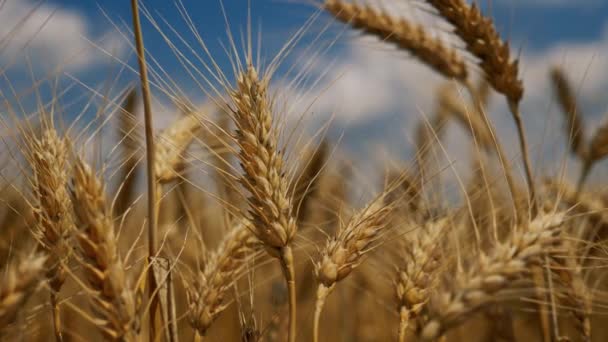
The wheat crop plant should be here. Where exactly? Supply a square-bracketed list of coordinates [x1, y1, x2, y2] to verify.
[1, 1, 608, 342]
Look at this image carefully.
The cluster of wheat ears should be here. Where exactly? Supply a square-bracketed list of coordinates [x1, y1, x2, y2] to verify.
[1, 0, 607, 341]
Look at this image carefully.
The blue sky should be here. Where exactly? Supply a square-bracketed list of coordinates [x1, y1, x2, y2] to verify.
[2, 0, 608, 179]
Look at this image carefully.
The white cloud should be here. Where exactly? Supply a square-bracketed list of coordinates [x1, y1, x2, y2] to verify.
[0, 0, 126, 72]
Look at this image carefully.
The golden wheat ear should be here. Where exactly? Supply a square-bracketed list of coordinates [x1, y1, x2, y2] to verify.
[550, 67, 587, 160]
[313, 193, 392, 342]
[425, 0, 536, 211]
[395, 217, 447, 342]
[70, 157, 139, 341]
[25, 128, 73, 342]
[186, 219, 260, 337]
[0, 253, 46, 333]
[229, 63, 299, 342]
[323, 0, 468, 81]
[420, 212, 567, 340]
[114, 86, 140, 219]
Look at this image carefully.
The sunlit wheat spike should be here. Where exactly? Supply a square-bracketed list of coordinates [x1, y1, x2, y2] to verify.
[313, 194, 391, 342]
[425, 0, 523, 103]
[28, 129, 72, 292]
[421, 212, 567, 340]
[395, 218, 447, 341]
[186, 220, 259, 336]
[229, 62, 298, 342]
[70, 157, 138, 341]
[155, 112, 202, 184]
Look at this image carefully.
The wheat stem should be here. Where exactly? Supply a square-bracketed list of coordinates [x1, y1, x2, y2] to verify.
[313, 284, 332, 342]
[508, 101, 537, 213]
[50, 292, 63, 342]
[129, 1, 160, 340]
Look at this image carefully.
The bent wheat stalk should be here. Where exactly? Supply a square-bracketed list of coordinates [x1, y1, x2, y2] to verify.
[425, 0, 536, 212]
[229, 64, 298, 342]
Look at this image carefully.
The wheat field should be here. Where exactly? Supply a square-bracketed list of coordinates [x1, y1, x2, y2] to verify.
[0, 0, 607, 341]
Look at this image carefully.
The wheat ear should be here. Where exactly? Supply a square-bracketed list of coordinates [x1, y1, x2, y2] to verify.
[155, 112, 201, 184]
[114, 87, 139, 218]
[324, 0, 468, 81]
[29, 129, 72, 342]
[395, 218, 446, 342]
[420, 212, 566, 340]
[0, 254, 46, 332]
[187, 220, 259, 337]
[70, 158, 138, 341]
[550, 67, 586, 159]
[313, 195, 391, 342]
[230, 64, 298, 342]
[578, 118, 608, 189]
[425, 0, 535, 211]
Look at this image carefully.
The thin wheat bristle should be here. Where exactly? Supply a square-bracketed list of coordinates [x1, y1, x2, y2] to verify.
[70, 157, 138, 341]
[155, 112, 202, 183]
[0, 254, 46, 331]
[421, 212, 566, 340]
[426, 0, 523, 103]
[324, 0, 468, 81]
[187, 220, 259, 336]
[550, 67, 587, 159]
[438, 83, 494, 151]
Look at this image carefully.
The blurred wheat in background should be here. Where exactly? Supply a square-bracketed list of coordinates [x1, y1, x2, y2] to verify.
[1, 0, 608, 341]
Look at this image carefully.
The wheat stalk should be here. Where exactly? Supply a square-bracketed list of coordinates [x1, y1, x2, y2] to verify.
[420, 212, 566, 340]
[229, 63, 298, 342]
[324, 0, 468, 81]
[186, 220, 259, 337]
[313, 195, 391, 342]
[70, 157, 138, 341]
